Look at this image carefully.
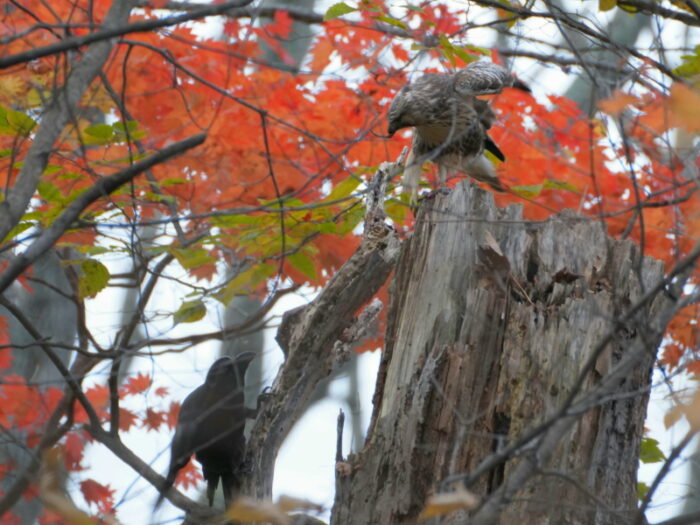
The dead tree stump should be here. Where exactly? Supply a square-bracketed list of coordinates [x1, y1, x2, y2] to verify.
[332, 182, 666, 525]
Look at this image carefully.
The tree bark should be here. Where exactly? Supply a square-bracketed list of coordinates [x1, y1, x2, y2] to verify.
[332, 182, 667, 524]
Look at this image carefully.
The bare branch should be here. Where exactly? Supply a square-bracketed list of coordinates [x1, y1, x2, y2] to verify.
[0, 0, 255, 70]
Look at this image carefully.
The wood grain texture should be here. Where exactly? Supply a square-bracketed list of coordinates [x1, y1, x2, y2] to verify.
[332, 182, 666, 525]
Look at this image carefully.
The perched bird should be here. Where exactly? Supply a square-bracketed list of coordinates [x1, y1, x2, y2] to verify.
[387, 61, 526, 201]
[156, 352, 257, 508]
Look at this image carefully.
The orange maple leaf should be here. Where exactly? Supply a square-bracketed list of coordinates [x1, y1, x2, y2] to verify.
[598, 90, 638, 116]
[669, 83, 700, 132]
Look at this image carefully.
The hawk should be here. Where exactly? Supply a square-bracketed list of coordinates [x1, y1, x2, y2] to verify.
[387, 61, 525, 201]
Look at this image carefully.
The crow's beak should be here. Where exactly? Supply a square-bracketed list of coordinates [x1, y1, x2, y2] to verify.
[235, 351, 257, 364]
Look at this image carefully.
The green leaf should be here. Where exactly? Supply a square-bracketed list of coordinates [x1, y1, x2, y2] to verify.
[6, 110, 36, 134]
[84, 123, 114, 139]
[160, 177, 190, 186]
[74, 245, 110, 256]
[173, 299, 207, 325]
[637, 482, 649, 501]
[37, 180, 63, 204]
[324, 176, 362, 203]
[324, 2, 356, 20]
[43, 164, 63, 175]
[598, 0, 616, 11]
[215, 263, 276, 304]
[112, 120, 139, 134]
[451, 46, 473, 63]
[639, 437, 666, 464]
[373, 14, 407, 30]
[2, 220, 35, 243]
[544, 179, 579, 194]
[287, 252, 317, 281]
[142, 191, 178, 204]
[78, 259, 110, 299]
[335, 205, 365, 235]
[385, 199, 407, 222]
[57, 172, 86, 181]
[211, 214, 266, 228]
[511, 184, 544, 198]
[170, 247, 216, 270]
[675, 45, 700, 78]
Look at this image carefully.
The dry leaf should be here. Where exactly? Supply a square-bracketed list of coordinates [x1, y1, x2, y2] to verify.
[276, 495, 324, 514]
[224, 497, 290, 525]
[418, 485, 480, 520]
[669, 84, 700, 132]
[336, 461, 353, 476]
[483, 230, 503, 256]
[598, 90, 638, 116]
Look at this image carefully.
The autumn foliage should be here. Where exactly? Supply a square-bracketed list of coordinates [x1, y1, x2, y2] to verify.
[0, 0, 699, 519]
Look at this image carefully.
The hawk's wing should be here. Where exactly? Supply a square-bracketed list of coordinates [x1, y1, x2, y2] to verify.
[453, 61, 514, 97]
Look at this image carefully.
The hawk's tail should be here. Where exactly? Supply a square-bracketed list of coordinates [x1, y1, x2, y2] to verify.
[464, 154, 506, 192]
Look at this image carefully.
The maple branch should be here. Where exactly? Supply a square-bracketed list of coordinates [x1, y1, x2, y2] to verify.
[0, 133, 206, 295]
[471, 0, 683, 81]
[0, 0, 255, 70]
[88, 427, 218, 520]
[0, 0, 138, 245]
[0, 295, 101, 428]
[243, 161, 402, 498]
[122, 284, 299, 352]
[0, 401, 73, 518]
[119, 39, 348, 167]
[97, 71, 189, 245]
[617, 0, 700, 27]
[136, 1, 410, 37]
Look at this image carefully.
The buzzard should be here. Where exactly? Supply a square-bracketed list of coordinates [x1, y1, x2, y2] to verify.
[387, 61, 524, 201]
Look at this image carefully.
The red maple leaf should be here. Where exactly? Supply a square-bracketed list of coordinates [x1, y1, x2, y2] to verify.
[62, 431, 85, 471]
[142, 407, 166, 431]
[80, 479, 115, 513]
[122, 372, 152, 396]
[154, 386, 169, 398]
[165, 401, 181, 430]
[175, 458, 203, 491]
[687, 360, 700, 376]
[119, 408, 139, 432]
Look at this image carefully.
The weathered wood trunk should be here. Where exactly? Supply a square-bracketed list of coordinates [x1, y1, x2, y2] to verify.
[332, 182, 665, 524]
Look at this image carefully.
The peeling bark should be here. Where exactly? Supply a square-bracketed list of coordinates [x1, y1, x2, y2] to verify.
[241, 163, 402, 499]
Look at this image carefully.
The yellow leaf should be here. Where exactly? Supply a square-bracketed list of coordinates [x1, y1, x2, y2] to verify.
[419, 486, 480, 520]
[0, 76, 26, 99]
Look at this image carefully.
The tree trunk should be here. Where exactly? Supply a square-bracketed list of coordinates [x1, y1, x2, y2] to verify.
[332, 182, 666, 524]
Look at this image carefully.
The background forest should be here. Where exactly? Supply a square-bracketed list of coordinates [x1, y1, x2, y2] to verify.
[0, 0, 699, 523]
